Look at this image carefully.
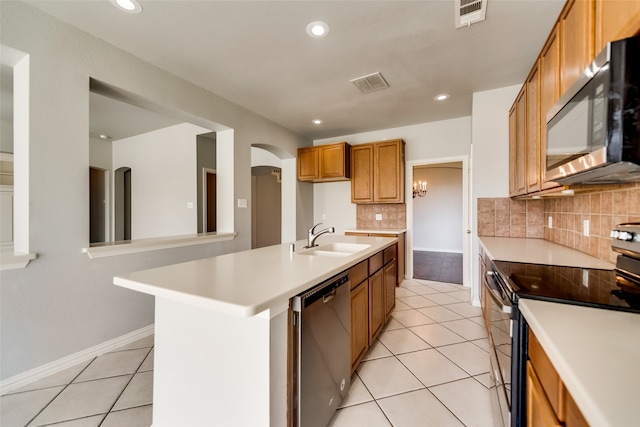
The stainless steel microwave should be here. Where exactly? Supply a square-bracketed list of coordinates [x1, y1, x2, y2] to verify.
[545, 35, 640, 185]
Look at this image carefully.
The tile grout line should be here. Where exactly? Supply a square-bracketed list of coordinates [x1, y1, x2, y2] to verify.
[97, 346, 154, 426]
[24, 357, 99, 427]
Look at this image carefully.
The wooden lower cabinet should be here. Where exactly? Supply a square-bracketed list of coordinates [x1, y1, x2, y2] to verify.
[368, 268, 385, 344]
[349, 247, 397, 373]
[350, 279, 369, 372]
[528, 330, 589, 427]
[527, 362, 562, 427]
[383, 260, 396, 318]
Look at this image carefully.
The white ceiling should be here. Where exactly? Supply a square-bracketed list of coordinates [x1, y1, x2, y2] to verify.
[21, 0, 565, 141]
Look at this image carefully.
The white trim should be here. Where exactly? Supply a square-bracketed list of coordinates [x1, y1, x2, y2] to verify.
[406, 155, 471, 289]
[0, 249, 37, 270]
[413, 247, 463, 254]
[83, 232, 236, 259]
[0, 324, 154, 395]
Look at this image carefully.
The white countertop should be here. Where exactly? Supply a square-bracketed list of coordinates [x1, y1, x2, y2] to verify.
[519, 299, 640, 427]
[479, 237, 614, 269]
[114, 235, 396, 317]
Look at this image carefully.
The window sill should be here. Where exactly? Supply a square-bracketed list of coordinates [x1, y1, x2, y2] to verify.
[82, 232, 237, 259]
[0, 249, 38, 270]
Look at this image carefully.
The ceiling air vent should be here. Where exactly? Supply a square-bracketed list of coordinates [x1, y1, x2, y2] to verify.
[350, 72, 389, 93]
[455, 0, 487, 28]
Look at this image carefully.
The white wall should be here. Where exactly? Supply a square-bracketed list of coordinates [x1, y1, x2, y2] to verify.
[113, 123, 207, 239]
[313, 118, 472, 233]
[0, 2, 312, 381]
[413, 166, 463, 252]
[470, 84, 520, 304]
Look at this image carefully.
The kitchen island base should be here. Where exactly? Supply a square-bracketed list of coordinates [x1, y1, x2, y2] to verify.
[151, 297, 288, 427]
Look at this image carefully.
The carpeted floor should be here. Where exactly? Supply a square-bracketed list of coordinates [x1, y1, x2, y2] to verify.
[413, 251, 463, 284]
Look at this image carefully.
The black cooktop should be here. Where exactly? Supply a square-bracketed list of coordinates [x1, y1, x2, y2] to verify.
[493, 260, 640, 314]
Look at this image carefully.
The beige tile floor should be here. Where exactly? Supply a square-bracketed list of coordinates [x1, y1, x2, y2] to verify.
[1, 278, 496, 427]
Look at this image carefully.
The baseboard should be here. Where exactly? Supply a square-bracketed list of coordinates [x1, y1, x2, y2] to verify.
[1, 324, 154, 395]
[413, 247, 463, 254]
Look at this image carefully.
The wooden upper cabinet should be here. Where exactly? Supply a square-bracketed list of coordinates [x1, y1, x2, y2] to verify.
[516, 88, 527, 196]
[297, 146, 319, 181]
[539, 24, 562, 190]
[297, 141, 351, 182]
[374, 139, 405, 203]
[509, 86, 528, 197]
[526, 62, 541, 193]
[509, 104, 518, 196]
[351, 139, 405, 204]
[595, 0, 640, 52]
[351, 144, 375, 203]
[560, 0, 595, 94]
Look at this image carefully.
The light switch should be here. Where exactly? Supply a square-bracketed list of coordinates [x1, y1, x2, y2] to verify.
[583, 219, 590, 237]
[237, 198, 247, 208]
[187, 202, 194, 209]
[548, 216, 553, 229]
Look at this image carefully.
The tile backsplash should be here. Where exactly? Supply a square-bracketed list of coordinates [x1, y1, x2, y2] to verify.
[478, 186, 640, 264]
[356, 204, 406, 229]
[477, 198, 545, 238]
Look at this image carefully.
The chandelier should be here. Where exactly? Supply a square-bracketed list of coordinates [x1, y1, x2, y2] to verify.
[413, 181, 427, 198]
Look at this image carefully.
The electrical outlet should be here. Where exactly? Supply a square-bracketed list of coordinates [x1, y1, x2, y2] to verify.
[322, 213, 327, 220]
[375, 214, 382, 221]
[187, 202, 193, 209]
[583, 219, 590, 237]
[548, 216, 553, 228]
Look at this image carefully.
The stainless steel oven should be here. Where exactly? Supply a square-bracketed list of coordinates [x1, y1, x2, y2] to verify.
[483, 265, 528, 427]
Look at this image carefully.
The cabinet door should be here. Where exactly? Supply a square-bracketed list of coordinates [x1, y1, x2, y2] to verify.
[351, 280, 369, 372]
[374, 140, 404, 203]
[595, 0, 640, 52]
[368, 268, 384, 344]
[351, 144, 374, 203]
[539, 25, 561, 190]
[383, 261, 397, 319]
[526, 63, 541, 193]
[320, 142, 350, 180]
[527, 362, 563, 427]
[297, 147, 319, 181]
[515, 88, 527, 196]
[509, 104, 518, 196]
[560, 0, 595, 94]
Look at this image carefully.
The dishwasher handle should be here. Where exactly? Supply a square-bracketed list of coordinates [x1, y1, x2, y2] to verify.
[323, 289, 337, 303]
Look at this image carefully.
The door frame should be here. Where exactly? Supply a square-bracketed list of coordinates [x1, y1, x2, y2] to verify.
[405, 155, 471, 289]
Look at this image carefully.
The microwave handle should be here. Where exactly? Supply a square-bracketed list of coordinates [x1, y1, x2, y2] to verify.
[485, 272, 512, 314]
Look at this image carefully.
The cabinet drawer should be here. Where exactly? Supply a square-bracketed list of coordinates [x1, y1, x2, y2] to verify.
[369, 251, 384, 273]
[349, 260, 368, 290]
[383, 244, 396, 264]
[528, 330, 566, 422]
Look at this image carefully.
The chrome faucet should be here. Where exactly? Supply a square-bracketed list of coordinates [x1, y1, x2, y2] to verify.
[305, 223, 335, 248]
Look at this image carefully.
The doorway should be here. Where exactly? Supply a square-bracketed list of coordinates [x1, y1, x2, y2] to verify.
[114, 166, 131, 241]
[203, 168, 217, 233]
[251, 166, 282, 248]
[406, 156, 471, 288]
[89, 167, 108, 243]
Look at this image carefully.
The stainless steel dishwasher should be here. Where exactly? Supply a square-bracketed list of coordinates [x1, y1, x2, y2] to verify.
[290, 271, 350, 427]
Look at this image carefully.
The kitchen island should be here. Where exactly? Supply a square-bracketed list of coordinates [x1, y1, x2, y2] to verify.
[113, 234, 396, 427]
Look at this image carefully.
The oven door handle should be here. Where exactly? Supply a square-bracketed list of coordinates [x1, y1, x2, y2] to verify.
[485, 272, 512, 314]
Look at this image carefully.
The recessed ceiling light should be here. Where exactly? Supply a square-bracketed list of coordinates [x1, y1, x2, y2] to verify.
[312, 119, 322, 125]
[306, 21, 330, 38]
[99, 134, 112, 140]
[434, 94, 450, 101]
[110, 0, 142, 14]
